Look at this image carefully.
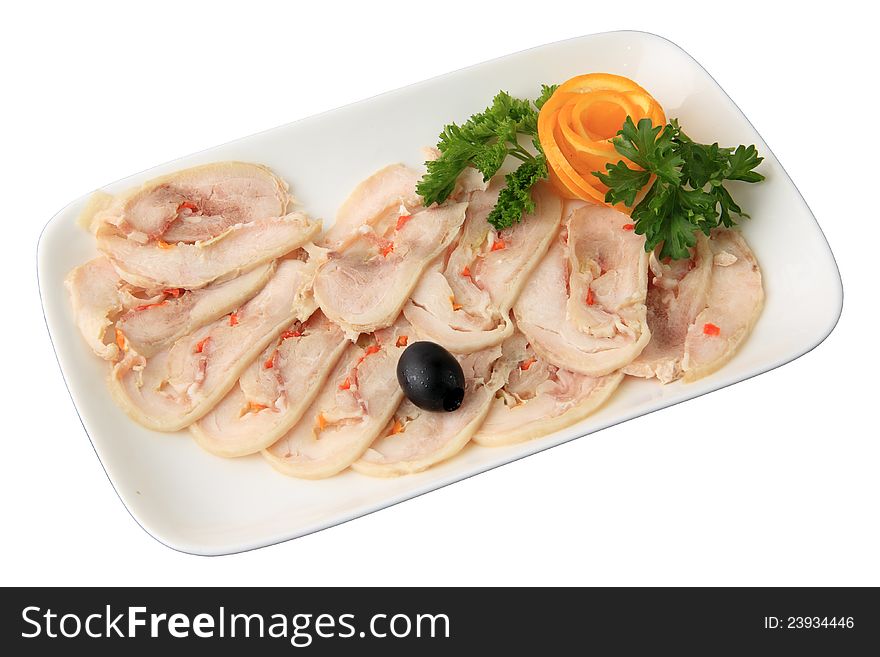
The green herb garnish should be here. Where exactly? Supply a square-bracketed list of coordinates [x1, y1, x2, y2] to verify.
[595, 117, 765, 260]
[417, 85, 557, 230]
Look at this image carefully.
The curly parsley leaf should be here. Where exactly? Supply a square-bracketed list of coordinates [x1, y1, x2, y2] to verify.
[595, 117, 765, 260]
[598, 161, 652, 207]
[417, 85, 557, 230]
[487, 156, 548, 230]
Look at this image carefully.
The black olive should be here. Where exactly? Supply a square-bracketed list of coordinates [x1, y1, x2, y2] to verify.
[396, 341, 465, 412]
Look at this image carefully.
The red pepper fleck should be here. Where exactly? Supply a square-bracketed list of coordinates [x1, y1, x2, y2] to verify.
[396, 214, 412, 231]
[134, 300, 168, 312]
[380, 242, 394, 257]
[195, 337, 210, 354]
[177, 201, 199, 213]
[263, 349, 278, 369]
[622, 223, 635, 231]
[163, 288, 184, 298]
[228, 313, 239, 327]
[586, 288, 595, 306]
[461, 265, 472, 278]
[396, 335, 408, 348]
[280, 329, 302, 340]
[338, 377, 351, 391]
[389, 418, 404, 435]
[491, 239, 506, 251]
[703, 323, 721, 337]
[115, 328, 127, 351]
[520, 357, 536, 371]
[355, 344, 380, 366]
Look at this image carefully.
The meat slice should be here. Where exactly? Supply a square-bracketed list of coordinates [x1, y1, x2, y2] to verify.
[354, 344, 510, 476]
[109, 257, 318, 431]
[115, 262, 274, 358]
[404, 181, 563, 353]
[94, 162, 291, 243]
[681, 229, 764, 381]
[322, 164, 422, 251]
[262, 319, 410, 479]
[622, 233, 713, 383]
[314, 200, 467, 336]
[98, 212, 320, 289]
[66, 257, 127, 360]
[473, 333, 623, 447]
[65, 256, 164, 360]
[514, 204, 650, 376]
[190, 312, 349, 457]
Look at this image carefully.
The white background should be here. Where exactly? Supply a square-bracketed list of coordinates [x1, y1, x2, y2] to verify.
[2, 0, 878, 586]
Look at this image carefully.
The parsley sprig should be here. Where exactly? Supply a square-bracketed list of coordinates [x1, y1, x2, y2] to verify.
[595, 117, 765, 260]
[417, 85, 557, 230]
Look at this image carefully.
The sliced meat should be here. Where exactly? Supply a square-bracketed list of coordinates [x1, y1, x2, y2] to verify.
[681, 229, 764, 381]
[76, 191, 114, 233]
[65, 257, 164, 360]
[514, 203, 650, 376]
[315, 202, 467, 336]
[65, 257, 128, 360]
[404, 181, 563, 353]
[109, 258, 318, 431]
[94, 162, 291, 243]
[354, 344, 510, 476]
[322, 164, 422, 251]
[262, 319, 410, 479]
[473, 333, 623, 447]
[115, 262, 274, 358]
[622, 233, 713, 383]
[191, 312, 349, 457]
[98, 212, 320, 289]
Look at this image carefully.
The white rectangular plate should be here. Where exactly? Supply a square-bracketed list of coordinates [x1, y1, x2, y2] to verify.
[38, 31, 841, 555]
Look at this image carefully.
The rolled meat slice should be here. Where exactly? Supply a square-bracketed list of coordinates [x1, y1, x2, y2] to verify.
[190, 312, 349, 457]
[404, 181, 563, 353]
[93, 161, 291, 243]
[99, 212, 320, 290]
[115, 262, 275, 358]
[681, 229, 764, 381]
[322, 164, 423, 251]
[314, 193, 466, 336]
[65, 256, 165, 360]
[262, 319, 411, 479]
[66, 257, 133, 360]
[622, 233, 713, 383]
[473, 333, 623, 447]
[109, 257, 319, 431]
[354, 343, 510, 476]
[514, 203, 650, 376]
